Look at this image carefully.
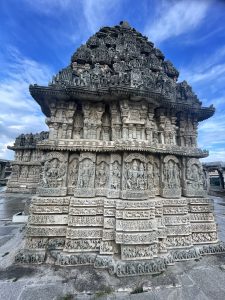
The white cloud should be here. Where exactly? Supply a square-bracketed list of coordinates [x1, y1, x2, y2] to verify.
[145, 0, 211, 44]
[198, 113, 225, 163]
[0, 47, 51, 160]
[82, 0, 121, 33]
[201, 149, 225, 163]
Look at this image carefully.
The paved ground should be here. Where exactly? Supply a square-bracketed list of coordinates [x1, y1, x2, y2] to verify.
[1, 188, 225, 300]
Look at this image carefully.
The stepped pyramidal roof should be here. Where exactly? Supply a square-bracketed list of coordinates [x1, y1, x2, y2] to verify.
[30, 21, 214, 121]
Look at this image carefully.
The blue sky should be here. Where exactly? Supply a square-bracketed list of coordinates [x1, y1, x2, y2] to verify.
[0, 0, 225, 162]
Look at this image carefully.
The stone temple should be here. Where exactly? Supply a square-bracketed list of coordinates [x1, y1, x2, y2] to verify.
[15, 21, 225, 276]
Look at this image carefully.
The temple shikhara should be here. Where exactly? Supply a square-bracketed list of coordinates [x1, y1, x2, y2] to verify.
[12, 22, 225, 276]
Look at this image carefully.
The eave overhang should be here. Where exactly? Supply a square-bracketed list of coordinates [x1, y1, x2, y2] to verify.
[29, 85, 215, 122]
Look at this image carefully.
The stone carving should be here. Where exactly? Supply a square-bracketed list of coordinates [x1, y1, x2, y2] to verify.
[7, 132, 48, 194]
[108, 154, 122, 198]
[65, 239, 101, 252]
[13, 21, 220, 277]
[122, 153, 151, 199]
[121, 244, 158, 260]
[95, 156, 109, 196]
[189, 213, 214, 222]
[75, 153, 96, 197]
[184, 158, 205, 197]
[15, 251, 46, 264]
[161, 155, 181, 198]
[68, 154, 79, 194]
[192, 232, 217, 244]
[39, 152, 67, 196]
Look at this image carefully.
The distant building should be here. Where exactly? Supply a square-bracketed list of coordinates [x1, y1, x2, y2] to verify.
[0, 159, 11, 186]
[6, 132, 48, 193]
[203, 161, 225, 191]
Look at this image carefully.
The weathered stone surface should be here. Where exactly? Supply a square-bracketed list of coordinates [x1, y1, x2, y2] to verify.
[6, 132, 48, 194]
[7, 21, 220, 276]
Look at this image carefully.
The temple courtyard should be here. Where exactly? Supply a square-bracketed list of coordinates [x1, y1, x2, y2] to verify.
[0, 187, 225, 300]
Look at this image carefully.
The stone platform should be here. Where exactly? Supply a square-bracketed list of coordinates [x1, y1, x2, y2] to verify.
[1, 189, 225, 299]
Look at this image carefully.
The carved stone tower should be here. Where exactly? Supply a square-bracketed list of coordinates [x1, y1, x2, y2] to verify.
[16, 22, 225, 277]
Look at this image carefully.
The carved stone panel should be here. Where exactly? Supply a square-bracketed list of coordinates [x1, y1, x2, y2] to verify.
[121, 244, 158, 260]
[38, 152, 68, 196]
[95, 154, 110, 196]
[108, 154, 122, 198]
[74, 152, 96, 197]
[184, 158, 206, 197]
[122, 153, 152, 199]
[160, 155, 181, 198]
[67, 153, 79, 195]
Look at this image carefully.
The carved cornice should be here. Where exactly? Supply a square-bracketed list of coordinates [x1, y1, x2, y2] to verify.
[36, 139, 208, 158]
[8, 145, 36, 151]
[11, 161, 41, 166]
[30, 85, 214, 121]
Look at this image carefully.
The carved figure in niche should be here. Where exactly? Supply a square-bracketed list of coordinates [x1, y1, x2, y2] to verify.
[11, 165, 19, 178]
[126, 159, 146, 190]
[78, 158, 94, 188]
[68, 159, 79, 187]
[20, 166, 29, 177]
[23, 151, 31, 162]
[164, 159, 180, 189]
[154, 162, 160, 191]
[34, 166, 40, 176]
[138, 163, 146, 190]
[110, 161, 121, 190]
[187, 164, 203, 189]
[96, 161, 108, 188]
[101, 112, 111, 141]
[29, 167, 35, 176]
[43, 158, 66, 188]
[202, 170, 208, 191]
[147, 162, 154, 189]
[73, 111, 83, 139]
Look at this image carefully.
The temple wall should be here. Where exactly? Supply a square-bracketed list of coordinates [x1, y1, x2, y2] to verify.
[6, 132, 49, 194]
[45, 100, 198, 148]
[14, 22, 223, 275]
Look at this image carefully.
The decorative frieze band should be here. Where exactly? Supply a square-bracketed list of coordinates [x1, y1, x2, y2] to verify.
[121, 244, 158, 260]
[165, 225, 191, 236]
[70, 197, 104, 207]
[68, 216, 103, 227]
[69, 207, 103, 215]
[28, 215, 68, 225]
[66, 228, 103, 239]
[116, 219, 157, 232]
[189, 198, 212, 205]
[163, 215, 190, 226]
[27, 226, 67, 237]
[161, 198, 187, 206]
[116, 200, 155, 210]
[190, 205, 213, 213]
[64, 238, 101, 252]
[116, 209, 155, 219]
[191, 223, 217, 232]
[32, 197, 70, 206]
[30, 205, 69, 214]
[190, 213, 214, 222]
[163, 206, 188, 215]
[116, 232, 158, 244]
[192, 232, 217, 244]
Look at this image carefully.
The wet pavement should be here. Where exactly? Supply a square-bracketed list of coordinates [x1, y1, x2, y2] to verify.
[0, 187, 31, 221]
[0, 190, 225, 299]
